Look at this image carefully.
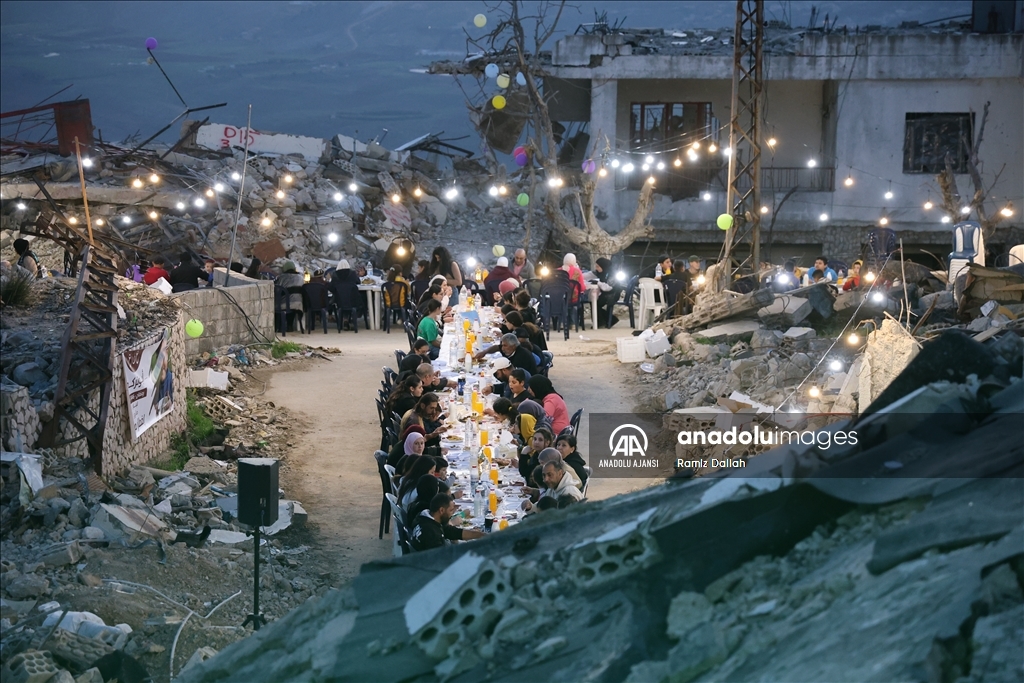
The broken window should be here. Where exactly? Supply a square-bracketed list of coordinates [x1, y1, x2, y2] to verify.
[903, 113, 973, 174]
[626, 102, 720, 198]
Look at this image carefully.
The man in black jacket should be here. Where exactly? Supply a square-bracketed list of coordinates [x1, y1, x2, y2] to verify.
[500, 333, 537, 374]
[410, 493, 484, 551]
[169, 252, 206, 292]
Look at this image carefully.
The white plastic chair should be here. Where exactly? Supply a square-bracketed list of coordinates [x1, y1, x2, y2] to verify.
[384, 464, 398, 495]
[1008, 244, 1024, 266]
[636, 278, 666, 328]
[581, 465, 592, 499]
[385, 493, 405, 557]
[949, 221, 985, 282]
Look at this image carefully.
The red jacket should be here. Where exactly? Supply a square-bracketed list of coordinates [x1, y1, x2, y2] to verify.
[143, 267, 170, 285]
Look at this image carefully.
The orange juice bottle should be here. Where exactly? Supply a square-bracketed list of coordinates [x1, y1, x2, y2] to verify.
[480, 429, 489, 445]
[489, 464, 499, 485]
[498, 517, 508, 531]
[489, 491, 498, 514]
[463, 318, 471, 332]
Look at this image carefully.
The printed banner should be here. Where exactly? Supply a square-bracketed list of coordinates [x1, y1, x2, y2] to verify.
[122, 328, 175, 440]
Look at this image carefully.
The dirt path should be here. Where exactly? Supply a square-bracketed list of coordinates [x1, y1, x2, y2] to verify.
[260, 325, 654, 583]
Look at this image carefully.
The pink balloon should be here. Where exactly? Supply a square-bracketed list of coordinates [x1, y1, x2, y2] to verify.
[512, 146, 525, 158]
[145, 37, 158, 50]
[582, 159, 597, 174]
[514, 153, 528, 167]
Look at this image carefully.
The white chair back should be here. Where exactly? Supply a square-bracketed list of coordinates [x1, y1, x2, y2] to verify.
[637, 278, 666, 328]
[385, 493, 405, 557]
[1008, 244, 1024, 266]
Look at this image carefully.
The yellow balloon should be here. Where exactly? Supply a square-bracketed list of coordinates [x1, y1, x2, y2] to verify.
[474, 13, 487, 28]
[496, 73, 510, 89]
[492, 95, 506, 110]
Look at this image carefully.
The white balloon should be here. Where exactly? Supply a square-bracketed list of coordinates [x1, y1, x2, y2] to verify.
[485, 63, 499, 78]
[516, 72, 527, 86]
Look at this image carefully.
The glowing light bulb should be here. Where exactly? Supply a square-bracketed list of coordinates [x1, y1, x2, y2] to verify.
[327, 232, 338, 243]
[622, 163, 634, 173]
[610, 159, 620, 169]
[489, 186, 499, 197]
[598, 167, 608, 177]
[923, 200, 933, 210]
[723, 147, 732, 157]
[231, 172, 241, 181]
[687, 149, 699, 161]
[261, 216, 272, 227]
[673, 158, 682, 167]
[1000, 205, 1014, 217]
[131, 178, 143, 188]
[960, 206, 971, 215]
[941, 215, 951, 224]
[871, 291, 886, 303]
[445, 187, 459, 200]
[702, 192, 712, 201]
[205, 189, 215, 198]
[333, 192, 343, 202]
[691, 141, 700, 150]
[348, 183, 358, 192]
[15, 202, 26, 210]
[214, 182, 225, 193]
[644, 155, 654, 164]
[498, 185, 508, 195]
[194, 198, 206, 208]
[819, 213, 829, 222]
[641, 163, 650, 171]
[148, 211, 159, 220]
[696, 274, 706, 285]
[656, 161, 666, 170]
[275, 190, 285, 199]
[647, 176, 656, 185]
[149, 173, 160, 183]
[68, 216, 78, 224]
[176, 202, 185, 211]
[413, 187, 423, 197]
[808, 386, 821, 398]
[121, 216, 131, 225]
[95, 218, 104, 226]
[466, 257, 477, 267]
[879, 216, 889, 226]
[864, 272, 876, 283]
[884, 190, 893, 200]
[396, 245, 406, 256]
[807, 159, 817, 168]
[391, 193, 401, 203]
[767, 137, 777, 147]
[81, 157, 93, 168]
[844, 176, 854, 187]
[760, 205, 769, 214]
[539, 265, 550, 277]
[847, 332, 860, 345]
[707, 143, 717, 153]
[829, 360, 843, 372]
[283, 174, 294, 184]
[615, 271, 626, 282]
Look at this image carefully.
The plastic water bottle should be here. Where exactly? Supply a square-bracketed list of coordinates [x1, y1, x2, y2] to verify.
[473, 485, 485, 519]
[458, 286, 468, 308]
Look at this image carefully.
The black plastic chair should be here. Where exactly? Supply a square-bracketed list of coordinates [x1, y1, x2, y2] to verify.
[395, 349, 407, 368]
[539, 279, 572, 341]
[410, 278, 430, 304]
[382, 366, 397, 391]
[663, 279, 689, 317]
[374, 450, 392, 539]
[569, 408, 583, 438]
[404, 321, 418, 352]
[613, 275, 640, 329]
[302, 281, 330, 334]
[330, 278, 366, 332]
[381, 281, 410, 333]
[523, 277, 543, 300]
[274, 285, 304, 336]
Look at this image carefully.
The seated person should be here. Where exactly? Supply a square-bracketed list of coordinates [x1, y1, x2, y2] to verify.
[407, 474, 440, 520]
[399, 393, 448, 448]
[169, 252, 206, 292]
[527, 375, 570, 435]
[481, 358, 514, 398]
[514, 290, 538, 325]
[397, 455, 436, 509]
[417, 299, 444, 359]
[387, 424, 425, 468]
[540, 460, 584, 503]
[416, 362, 450, 392]
[559, 254, 587, 303]
[399, 339, 431, 375]
[498, 333, 537, 374]
[410, 493, 484, 551]
[386, 376, 424, 426]
[810, 269, 826, 283]
[843, 259, 863, 291]
[514, 328, 543, 368]
[515, 427, 554, 483]
[143, 255, 170, 285]
[555, 434, 589, 489]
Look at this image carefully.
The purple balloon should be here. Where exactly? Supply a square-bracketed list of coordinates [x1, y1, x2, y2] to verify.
[515, 153, 528, 167]
[582, 159, 597, 174]
[145, 37, 158, 50]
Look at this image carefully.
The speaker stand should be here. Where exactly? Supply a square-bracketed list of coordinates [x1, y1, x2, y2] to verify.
[242, 525, 267, 630]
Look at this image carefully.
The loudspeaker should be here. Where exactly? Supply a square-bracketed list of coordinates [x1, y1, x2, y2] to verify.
[237, 458, 279, 527]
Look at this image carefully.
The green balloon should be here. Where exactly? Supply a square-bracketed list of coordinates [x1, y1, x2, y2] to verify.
[716, 214, 734, 231]
[185, 319, 204, 338]
[517, 193, 530, 206]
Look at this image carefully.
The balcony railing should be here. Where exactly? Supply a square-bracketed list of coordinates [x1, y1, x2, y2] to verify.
[620, 165, 834, 199]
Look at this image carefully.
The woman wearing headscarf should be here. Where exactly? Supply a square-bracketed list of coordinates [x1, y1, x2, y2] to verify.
[528, 376, 570, 435]
[387, 424, 425, 467]
[558, 253, 587, 304]
[406, 474, 441, 519]
[514, 399, 553, 445]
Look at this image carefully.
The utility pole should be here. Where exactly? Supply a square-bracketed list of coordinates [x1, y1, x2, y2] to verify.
[721, 0, 764, 290]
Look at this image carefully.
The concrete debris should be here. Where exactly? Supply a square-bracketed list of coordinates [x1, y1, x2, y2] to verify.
[757, 295, 811, 327]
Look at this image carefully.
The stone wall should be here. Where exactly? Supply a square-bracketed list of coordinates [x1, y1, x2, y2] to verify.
[173, 271, 276, 355]
[100, 314, 189, 474]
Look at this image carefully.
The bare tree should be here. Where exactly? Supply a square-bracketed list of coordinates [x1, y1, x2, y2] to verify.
[935, 101, 1009, 239]
[441, 0, 655, 263]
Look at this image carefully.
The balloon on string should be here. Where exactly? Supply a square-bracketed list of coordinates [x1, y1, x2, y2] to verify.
[185, 319, 204, 338]
[145, 37, 158, 50]
[491, 95, 506, 110]
[516, 72, 527, 86]
[485, 63, 499, 78]
[492, 245, 505, 257]
[474, 14, 487, 28]
[716, 214, 734, 231]
[517, 193, 530, 206]
[496, 73, 510, 89]
[512, 145, 525, 157]
[514, 153, 528, 167]
[581, 159, 597, 174]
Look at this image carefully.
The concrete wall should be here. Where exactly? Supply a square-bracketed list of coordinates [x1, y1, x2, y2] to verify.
[173, 270, 276, 355]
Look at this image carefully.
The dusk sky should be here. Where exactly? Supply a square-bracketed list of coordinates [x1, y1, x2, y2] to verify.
[1, 1, 971, 149]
